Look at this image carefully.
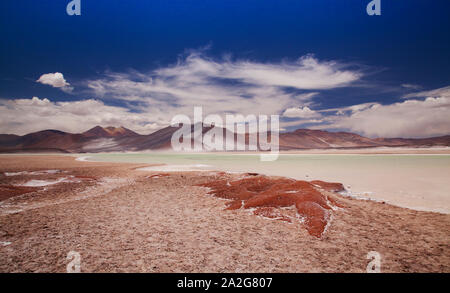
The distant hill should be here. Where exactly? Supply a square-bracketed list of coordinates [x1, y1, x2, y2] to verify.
[0, 125, 448, 153]
[82, 126, 139, 138]
[279, 129, 379, 150]
[279, 129, 450, 150]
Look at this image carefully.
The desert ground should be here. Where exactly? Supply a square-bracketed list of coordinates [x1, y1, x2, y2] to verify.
[0, 155, 449, 272]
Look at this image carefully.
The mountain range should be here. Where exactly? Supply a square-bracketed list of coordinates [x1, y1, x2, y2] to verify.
[0, 126, 448, 153]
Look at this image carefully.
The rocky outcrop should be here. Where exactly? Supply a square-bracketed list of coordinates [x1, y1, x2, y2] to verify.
[198, 176, 345, 237]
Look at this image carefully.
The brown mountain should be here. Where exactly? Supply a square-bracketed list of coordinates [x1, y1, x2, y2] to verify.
[82, 126, 139, 138]
[279, 129, 380, 150]
[0, 134, 21, 148]
[0, 130, 81, 153]
[373, 136, 450, 147]
[278, 129, 450, 150]
[0, 126, 449, 153]
[0, 126, 139, 153]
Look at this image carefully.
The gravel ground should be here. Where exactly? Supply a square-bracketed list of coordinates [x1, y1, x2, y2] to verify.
[0, 155, 448, 272]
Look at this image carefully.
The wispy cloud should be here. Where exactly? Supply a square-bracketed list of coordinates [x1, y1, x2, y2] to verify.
[85, 52, 362, 123]
[154, 53, 361, 90]
[5, 51, 364, 135]
[401, 83, 422, 90]
[6, 52, 448, 138]
[402, 85, 450, 99]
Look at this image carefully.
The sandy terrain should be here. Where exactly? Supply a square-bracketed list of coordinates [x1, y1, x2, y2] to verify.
[0, 155, 449, 272]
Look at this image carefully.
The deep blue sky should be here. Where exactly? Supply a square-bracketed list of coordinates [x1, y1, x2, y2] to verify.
[1, 0, 449, 109]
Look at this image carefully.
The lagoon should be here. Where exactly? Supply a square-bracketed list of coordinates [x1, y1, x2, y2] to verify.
[76, 152, 450, 214]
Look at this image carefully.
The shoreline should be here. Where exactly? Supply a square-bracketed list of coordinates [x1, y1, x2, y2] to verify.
[3, 146, 450, 156]
[69, 152, 450, 214]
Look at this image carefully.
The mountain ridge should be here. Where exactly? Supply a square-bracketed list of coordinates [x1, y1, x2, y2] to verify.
[0, 125, 449, 153]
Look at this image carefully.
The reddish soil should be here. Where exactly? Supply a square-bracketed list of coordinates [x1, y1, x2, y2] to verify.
[253, 207, 292, 223]
[310, 180, 345, 192]
[0, 185, 40, 201]
[74, 175, 98, 181]
[198, 176, 342, 237]
[0, 155, 449, 272]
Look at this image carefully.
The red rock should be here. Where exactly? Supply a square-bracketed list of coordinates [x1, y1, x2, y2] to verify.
[246, 173, 259, 176]
[225, 200, 242, 210]
[198, 175, 343, 237]
[296, 201, 329, 237]
[253, 207, 292, 223]
[326, 195, 345, 208]
[0, 185, 39, 201]
[310, 180, 345, 192]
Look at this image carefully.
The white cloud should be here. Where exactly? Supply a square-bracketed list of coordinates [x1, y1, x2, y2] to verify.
[319, 102, 379, 115]
[401, 83, 421, 90]
[295, 92, 319, 100]
[402, 85, 450, 99]
[155, 53, 361, 90]
[277, 84, 450, 138]
[0, 52, 370, 136]
[36, 72, 73, 92]
[314, 95, 450, 138]
[0, 97, 162, 135]
[85, 53, 362, 122]
[282, 106, 321, 118]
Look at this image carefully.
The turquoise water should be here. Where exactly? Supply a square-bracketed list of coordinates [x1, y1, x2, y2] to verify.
[76, 152, 450, 175]
[75, 152, 450, 213]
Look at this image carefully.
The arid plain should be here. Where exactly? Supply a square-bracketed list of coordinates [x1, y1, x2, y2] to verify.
[0, 155, 449, 272]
